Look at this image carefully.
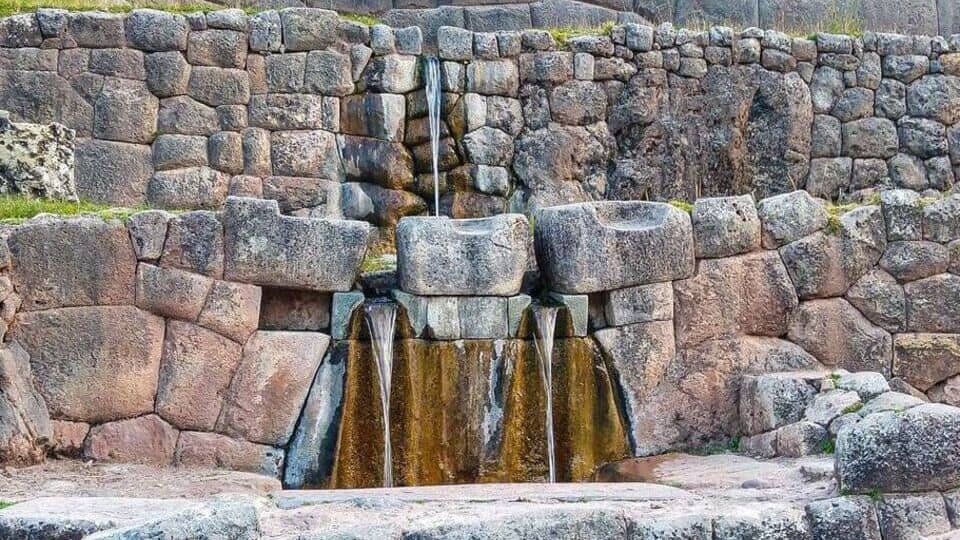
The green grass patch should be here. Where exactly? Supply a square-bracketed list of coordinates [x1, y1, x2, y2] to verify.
[0, 501, 13, 510]
[0, 0, 233, 17]
[690, 436, 740, 456]
[546, 21, 614, 47]
[339, 11, 380, 26]
[823, 201, 861, 235]
[668, 199, 694, 214]
[360, 241, 396, 274]
[0, 195, 154, 224]
[820, 438, 835, 454]
[842, 402, 863, 414]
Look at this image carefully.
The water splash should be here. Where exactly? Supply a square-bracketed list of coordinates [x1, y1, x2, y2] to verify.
[424, 56, 442, 217]
[532, 305, 560, 483]
[364, 301, 398, 487]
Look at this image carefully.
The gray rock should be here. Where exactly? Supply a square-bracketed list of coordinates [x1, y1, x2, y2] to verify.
[370, 24, 394, 55]
[93, 79, 158, 144]
[67, 12, 124, 48]
[904, 273, 960, 332]
[776, 421, 828, 457]
[882, 54, 929, 83]
[739, 373, 817, 435]
[86, 494, 262, 539]
[280, 8, 337, 52]
[458, 297, 508, 338]
[396, 214, 528, 296]
[899, 117, 947, 159]
[339, 135, 412, 189]
[691, 195, 761, 258]
[842, 117, 898, 158]
[223, 197, 370, 291]
[805, 496, 882, 540]
[880, 189, 922, 241]
[837, 403, 960, 493]
[888, 153, 927, 190]
[206, 9, 248, 32]
[740, 431, 777, 458]
[922, 194, 960, 243]
[549, 80, 606, 125]
[850, 159, 888, 190]
[208, 131, 243, 175]
[187, 67, 249, 107]
[836, 372, 891, 401]
[305, 50, 353, 96]
[832, 87, 874, 122]
[804, 390, 862, 426]
[125, 9, 188, 52]
[272, 130, 342, 182]
[788, 298, 892, 375]
[0, 342, 52, 465]
[158, 96, 218, 136]
[438, 26, 472, 61]
[894, 331, 960, 390]
[876, 493, 951, 540]
[147, 167, 229, 210]
[875, 78, 907, 119]
[845, 269, 906, 332]
[810, 66, 844, 113]
[340, 94, 405, 142]
[160, 211, 224, 278]
[0, 13, 41, 47]
[880, 241, 950, 282]
[363, 54, 419, 94]
[806, 157, 852, 199]
[187, 29, 246, 69]
[757, 190, 828, 248]
[426, 296, 459, 340]
[249, 11, 282, 53]
[858, 391, 926, 416]
[152, 135, 206, 171]
[811, 114, 841, 157]
[907, 75, 960, 125]
[395, 26, 422, 55]
[127, 210, 171, 261]
[0, 117, 76, 201]
[75, 140, 153, 207]
[603, 282, 672, 327]
[535, 201, 694, 294]
[466, 59, 519, 96]
[519, 52, 573, 84]
[135, 264, 212, 322]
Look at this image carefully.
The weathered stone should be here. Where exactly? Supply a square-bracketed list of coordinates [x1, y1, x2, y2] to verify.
[67, 12, 124, 48]
[0, 342, 51, 465]
[837, 403, 960, 492]
[880, 241, 950, 282]
[466, 59, 519, 96]
[907, 75, 960, 125]
[280, 8, 337, 52]
[462, 126, 513, 166]
[888, 153, 927, 190]
[811, 114, 841, 157]
[89, 49, 146, 80]
[898, 117, 947, 159]
[850, 159, 888, 190]
[757, 190, 828, 248]
[519, 52, 573, 84]
[922, 195, 960, 243]
[188, 30, 246, 69]
[776, 421, 828, 457]
[841, 118, 898, 158]
[197, 280, 261, 344]
[876, 493, 951, 540]
[93, 79, 158, 144]
[905, 273, 960, 332]
[779, 206, 886, 298]
[158, 96, 218, 136]
[188, 67, 249, 107]
[0, 13, 41, 47]
[9, 217, 135, 311]
[858, 391, 926, 416]
[739, 373, 817, 435]
[893, 333, 960, 391]
[208, 131, 243, 175]
[127, 210, 171, 262]
[249, 11, 281, 52]
[75, 140, 153, 206]
[804, 390, 862, 426]
[12, 306, 164, 423]
[135, 264, 212, 322]
[160, 211, 224, 278]
[84, 414, 177, 465]
[247, 94, 324, 131]
[218, 330, 329, 446]
[152, 135, 206, 170]
[147, 167, 229, 210]
[339, 135, 413, 189]
[880, 189, 922, 241]
[845, 268, 906, 332]
[363, 54, 419, 94]
[536, 201, 694, 294]
[259, 288, 330, 333]
[175, 431, 283, 478]
[0, 116, 75, 201]
[876, 78, 906, 119]
[788, 298, 892, 375]
[675, 251, 797, 347]
[341, 94, 405, 142]
[883, 54, 929, 83]
[206, 9, 247, 32]
[458, 297, 508, 338]
[810, 66, 844, 113]
[223, 197, 371, 292]
[397, 214, 528, 296]
[156, 320, 242, 431]
[805, 496, 882, 540]
[125, 9, 188, 52]
[806, 157, 852, 199]
[49, 419, 88, 458]
[603, 282, 672, 327]
[438, 26, 472, 61]
[832, 88, 873, 122]
[270, 130, 343, 182]
[305, 50, 353, 96]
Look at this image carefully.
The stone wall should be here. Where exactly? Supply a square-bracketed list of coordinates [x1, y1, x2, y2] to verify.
[3, 188, 959, 485]
[1, 8, 959, 242]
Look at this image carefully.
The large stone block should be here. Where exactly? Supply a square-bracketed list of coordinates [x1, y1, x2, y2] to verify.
[175, 431, 283, 478]
[805, 496, 882, 540]
[739, 373, 817, 435]
[340, 94, 405, 142]
[12, 306, 164, 424]
[339, 135, 414, 190]
[756, 190, 828, 248]
[84, 414, 177, 465]
[893, 333, 960, 392]
[217, 330, 329, 446]
[907, 75, 960, 125]
[187, 67, 249, 107]
[187, 29, 246, 69]
[691, 195, 761, 258]
[197, 280, 261, 344]
[156, 320, 242, 432]
[160, 211, 224, 278]
[466, 59, 519, 96]
[535, 201, 694, 294]
[125, 9, 188, 52]
[9, 217, 136, 311]
[880, 241, 950, 282]
[837, 403, 960, 493]
[922, 194, 960, 244]
[280, 8, 338, 52]
[75, 140, 153, 206]
[674, 250, 798, 347]
[135, 264, 213, 321]
[147, 167, 229, 210]
[904, 273, 960, 332]
[845, 268, 906, 332]
[0, 342, 52, 465]
[396, 214, 529, 296]
[271, 130, 343, 182]
[603, 282, 672, 327]
[223, 197, 371, 292]
[788, 298, 892, 375]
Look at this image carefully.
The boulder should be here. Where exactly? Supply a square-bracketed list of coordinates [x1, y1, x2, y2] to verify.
[339, 135, 413, 189]
[837, 403, 960, 493]
[135, 264, 213, 322]
[836, 372, 891, 401]
[788, 298, 892, 375]
[197, 281, 262, 344]
[804, 390, 862, 426]
[922, 195, 960, 244]
[805, 496, 882, 540]
[93, 79, 158, 145]
[83, 494, 262, 539]
[876, 493, 951, 540]
[904, 273, 960, 332]
[674, 250, 797, 347]
[691, 195, 761, 258]
[396, 214, 529, 296]
[880, 189, 922, 241]
[49, 420, 88, 458]
[879, 241, 950, 282]
[270, 130, 343, 182]
[776, 421, 828, 457]
[535, 201, 694, 294]
[12, 306, 164, 423]
[340, 94, 405, 142]
[83, 414, 178, 465]
[156, 320, 242, 431]
[223, 198, 370, 292]
[147, 167, 229, 210]
[857, 391, 925, 416]
[217, 330, 329, 446]
[844, 269, 906, 332]
[8, 217, 136, 311]
[0, 116, 76, 200]
[125, 9, 188, 52]
[893, 333, 960, 391]
[907, 75, 960, 125]
[160, 211, 224, 278]
[756, 190, 827, 248]
[739, 373, 817, 435]
[175, 432, 283, 478]
[74, 139, 152, 207]
[0, 342, 52, 465]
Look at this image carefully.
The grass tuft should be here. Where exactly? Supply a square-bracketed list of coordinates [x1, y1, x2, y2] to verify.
[841, 402, 863, 414]
[0, 501, 13, 510]
[0, 0, 227, 17]
[547, 21, 614, 47]
[339, 11, 379, 27]
[690, 436, 740, 456]
[668, 199, 694, 214]
[0, 195, 157, 224]
[820, 438, 835, 454]
[360, 241, 396, 274]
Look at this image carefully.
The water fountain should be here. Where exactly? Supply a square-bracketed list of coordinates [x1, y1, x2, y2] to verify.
[423, 56, 442, 217]
[364, 300, 398, 487]
[532, 305, 560, 483]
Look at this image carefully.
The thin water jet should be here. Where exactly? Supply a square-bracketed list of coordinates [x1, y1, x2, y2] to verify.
[532, 305, 560, 483]
[364, 300, 398, 487]
[423, 56, 442, 217]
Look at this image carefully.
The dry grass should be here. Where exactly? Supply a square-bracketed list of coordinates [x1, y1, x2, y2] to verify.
[0, 0, 242, 17]
[546, 21, 615, 47]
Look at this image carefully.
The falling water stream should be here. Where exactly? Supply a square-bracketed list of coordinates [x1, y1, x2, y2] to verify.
[364, 301, 398, 487]
[532, 305, 560, 483]
[424, 56, 442, 217]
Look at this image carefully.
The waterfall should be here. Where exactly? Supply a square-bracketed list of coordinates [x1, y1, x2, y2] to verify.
[532, 305, 560, 483]
[424, 56, 442, 217]
[364, 301, 398, 488]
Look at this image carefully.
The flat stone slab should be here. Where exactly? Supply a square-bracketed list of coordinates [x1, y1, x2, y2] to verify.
[535, 201, 694, 294]
[0, 497, 198, 538]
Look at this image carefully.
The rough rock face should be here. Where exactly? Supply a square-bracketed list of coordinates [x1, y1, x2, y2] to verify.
[396, 214, 529, 296]
[0, 112, 76, 200]
[836, 403, 960, 493]
[535, 201, 694, 294]
[0, 342, 51, 464]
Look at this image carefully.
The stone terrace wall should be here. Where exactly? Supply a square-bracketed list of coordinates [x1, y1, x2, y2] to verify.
[1, 8, 959, 238]
[3, 189, 960, 483]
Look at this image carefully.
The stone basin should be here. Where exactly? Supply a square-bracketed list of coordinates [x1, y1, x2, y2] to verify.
[535, 201, 695, 294]
[396, 214, 529, 296]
